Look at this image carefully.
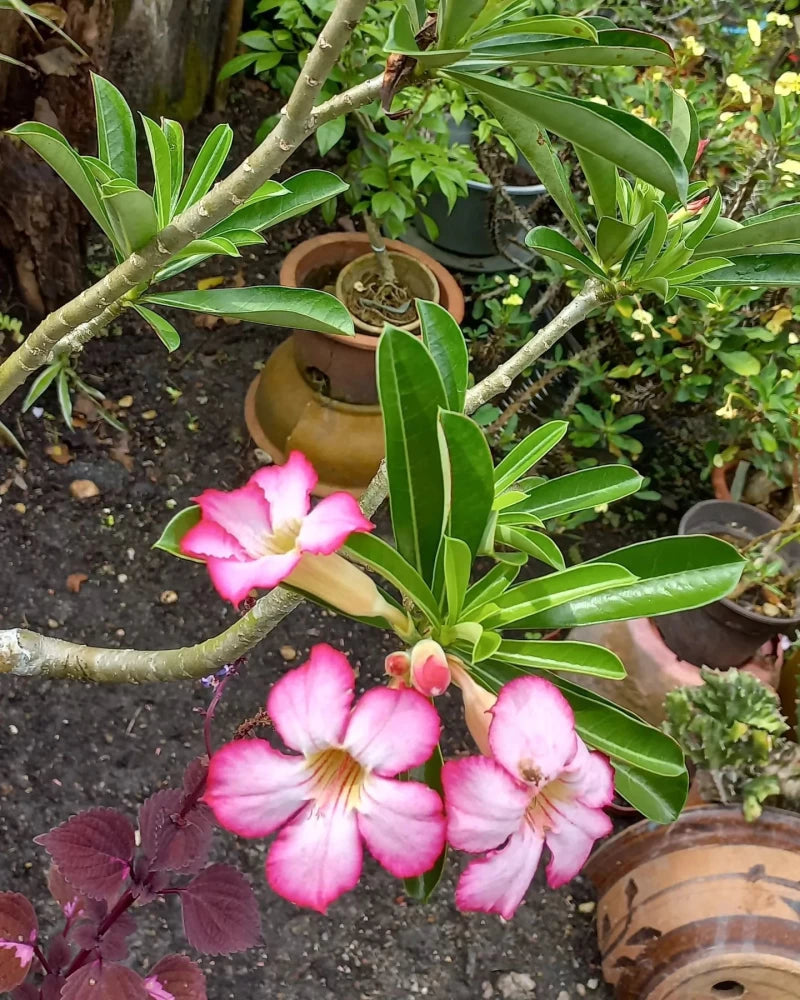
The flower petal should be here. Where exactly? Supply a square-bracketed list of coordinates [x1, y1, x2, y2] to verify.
[203, 740, 311, 838]
[266, 800, 362, 913]
[296, 493, 374, 555]
[267, 644, 355, 755]
[559, 739, 615, 809]
[252, 451, 316, 531]
[455, 823, 543, 920]
[542, 796, 613, 889]
[344, 687, 441, 776]
[357, 775, 445, 878]
[442, 756, 529, 854]
[206, 551, 300, 607]
[181, 518, 246, 560]
[193, 483, 272, 557]
[489, 676, 577, 788]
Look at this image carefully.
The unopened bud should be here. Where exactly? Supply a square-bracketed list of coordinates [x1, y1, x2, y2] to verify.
[409, 640, 451, 697]
[385, 650, 411, 679]
[448, 656, 496, 756]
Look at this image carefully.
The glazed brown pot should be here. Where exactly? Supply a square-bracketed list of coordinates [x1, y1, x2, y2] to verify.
[585, 805, 800, 999]
[280, 232, 465, 405]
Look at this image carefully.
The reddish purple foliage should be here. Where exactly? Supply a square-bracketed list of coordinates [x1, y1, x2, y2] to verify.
[0, 892, 37, 991]
[138, 789, 214, 874]
[182, 757, 209, 795]
[146, 954, 208, 1000]
[10, 984, 38, 1000]
[180, 864, 261, 956]
[34, 810, 135, 901]
[70, 909, 136, 962]
[60, 961, 149, 1000]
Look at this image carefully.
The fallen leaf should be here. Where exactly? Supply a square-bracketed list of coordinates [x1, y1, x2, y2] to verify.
[193, 314, 220, 330]
[232, 268, 246, 288]
[222, 316, 242, 326]
[109, 435, 134, 472]
[69, 479, 100, 500]
[30, 3, 67, 27]
[766, 306, 793, 334]
[46, 443, 73, 465]
[196, 275, 225, 291]
[13, 502, 26, 513]
[66, 573, 88, 593]
[33, 47, 84, 76]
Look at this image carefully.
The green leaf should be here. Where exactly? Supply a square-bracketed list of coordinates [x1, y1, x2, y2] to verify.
[468, 29, 674, 68]
[697, 205, 800, 255]
[404, 746, 446, 901]
[444, 536, 472, 623]
[91, 74, 137, 184]
[480, 562, 638, 628]
[473, 630, 502, 662]
[683, 190, 722, 249]
[612, 760, 688, 822]
[175, 123, 233, 215]
[472, 15, 598, 43]
[439, 0, 487, 46]
[519, 535, 745, 629]
[493, 638, 626, 678]
[343, 532, 441, 625]
[56, 368, 72, 430]
[101, 180, 158, 255]
[316, 115, 346, 156]
[576, 147, 617, 221]
[596, 217, 641, 265]
[377, 326, 448, 583]
[636, 201, 669, 276]
[207, 170, 345, 238]
[494, 422, 568, 493]
[141, 115, 173, 227]
[7, 122, 114, 242]
[217, 51, 260, 81]
[438, 410, 495, 558]
[22, 362, 61, 411]
[387, 6, 469, 66]
[0, 417, 25, 457]
[144, 286, 354, 336]
[462, 562, 520, 616]
[447, 72, 688, 201]
[718, 350, 761, 377]
[698, 254, 800, 286]
[153, 505, 203, 562]
[133, 304, 180, 353]
[526, 228, 607, 278]
[161, 118, 185, 213]
[418, 301, 468, 412]
[667, 256, 732, 283]
[495, 525, 565, 570]
[671, 89, 699, 172]
[507, 466, 643, 521]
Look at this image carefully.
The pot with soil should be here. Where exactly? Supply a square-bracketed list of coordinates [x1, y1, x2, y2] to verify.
[244, 232, 464, 496]
[657, 500, 800, 669]
[586, 805, 800, 999]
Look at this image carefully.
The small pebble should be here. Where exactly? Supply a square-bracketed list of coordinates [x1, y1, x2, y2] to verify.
[587, 980, 599, 991]
[70, 479, 100, 500]
[9, 725, 19, 735]
[142, 410, 157, 420]
[576, 986, 586, 997]
[160, 590, 178, 605]
[117, 574, 128, 584]
[47, 619, 59, 629]
[13, 503, 25, 514]
[557, 993, 570, 1000]
[280, 645, 297, 662]
[578, 901, 596, 914]
[118, 395, 134, 408]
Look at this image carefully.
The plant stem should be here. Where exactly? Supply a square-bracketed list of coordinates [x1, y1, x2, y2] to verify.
[34, 944, 52, 975]
[363, 212, 397, 283]
[0, 281, 607, 684]
[64, 889, 136, 977]
[0, 0, 378, 405]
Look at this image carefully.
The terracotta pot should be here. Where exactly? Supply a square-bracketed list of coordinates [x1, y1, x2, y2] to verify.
[335, 251, 439, 335]
[711, 461, 735, 501]
[280, 232, 465, 405]
[586, 805, 800, 999]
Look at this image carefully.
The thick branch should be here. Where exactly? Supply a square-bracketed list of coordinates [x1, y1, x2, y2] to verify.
[0, 0, 377, 406]
[0, 281, 607, 683]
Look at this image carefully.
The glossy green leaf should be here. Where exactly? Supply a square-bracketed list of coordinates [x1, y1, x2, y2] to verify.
[378, 327, 448, 582]
[418, 301, 468, 412]
[207, 170, 344, 237]
[404, 746, 446, 901]
[493, 638, 625, 678]
[387, 6, 469, 66]
[447, 72, 688, 200]
[438, 410, 495, 558]
[506, 465, 643, 521]
[101, 180, 158, 255]
[683, 190, 722, 249]
[481, 562, 638, 628]
[495, 525, 565, 570]
[153, 505, 203, 562]
[439, 0, 487, 46]
[697, 205, 800, 254]
[671, 89, 699, 172]
[519, 535, 744, 629]
[668, 257, 732, 283]
[316, 116, 346, 156]
[91, 74, 137, 183]
[144, 286, 354, 336]
[462, 562, 520, 616]
[175, 123, 233, 214]
[161, 118, 185, 212]
[473, 15, 598, 43]
[493, 490, 528, 511]
[22, 362, 61, 411]
[473, 630, 502, 662]
[577, 147, 617, 222]
[526, 227, 607, 278]
[612, 760, 688, 822]
[56, 368, 72, 430]
[133, 304, 180, 353]
[697, 254, 800, 286]
[718, 351, 761, 377]
[141, 115, 173, 227]
[444, 536, 472, 624]
[636, 202, 669, 276]
[468, 29, 674, 69]
[494, 422, 568, 493]
[343, 532, 440, 625]
[596, 217, 640, 265]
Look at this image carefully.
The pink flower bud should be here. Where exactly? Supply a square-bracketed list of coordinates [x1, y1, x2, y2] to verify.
[409, 640, 451, 697]
[694, 138, 710, 165]
[385, 650, 411, 679]
[448, 656, 496, 755]
[687, 195, 711, 214]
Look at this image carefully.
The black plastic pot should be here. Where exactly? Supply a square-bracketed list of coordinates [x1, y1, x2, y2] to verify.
[657, 499, 800, 669]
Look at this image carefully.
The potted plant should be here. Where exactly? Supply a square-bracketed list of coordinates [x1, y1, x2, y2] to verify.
[586, 669, 800, 1000]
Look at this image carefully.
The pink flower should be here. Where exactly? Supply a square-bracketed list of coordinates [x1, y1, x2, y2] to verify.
[694, 137, 710, 165]
[442, 675, 613, 919]
[203, 645, 446, 913]
[180, 451, 374, 607]
[409, 639, 451, 697]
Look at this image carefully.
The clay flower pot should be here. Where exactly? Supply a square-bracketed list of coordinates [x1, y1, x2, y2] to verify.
[586, 805, 800, 999]
[244, 232, 465, 496]
[335, 251, 439, 335]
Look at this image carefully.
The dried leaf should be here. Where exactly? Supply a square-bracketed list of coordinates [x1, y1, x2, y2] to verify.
[45, 443, 72, 465]
[196, 275, 224, 291]
[192, 314, 220, 330]
[66, 573, 88, 594]
[180, 864, 261, 955]
[0, 893, 37, 991]
[69, 480, 100, 500]
[32, 47, 83, 76]
[109, 436, 134, 473]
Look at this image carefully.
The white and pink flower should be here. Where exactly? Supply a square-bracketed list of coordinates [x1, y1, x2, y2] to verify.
[442, 675, 613, 919]
[203, 644, 446, 913]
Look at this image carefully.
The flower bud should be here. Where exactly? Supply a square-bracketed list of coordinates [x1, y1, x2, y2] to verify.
[448, 656, 496, 756]
[409, 640, 451, 698]
[385, 650, 411, 679]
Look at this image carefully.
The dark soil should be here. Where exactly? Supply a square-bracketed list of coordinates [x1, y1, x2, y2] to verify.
[0, 108, 612, 999]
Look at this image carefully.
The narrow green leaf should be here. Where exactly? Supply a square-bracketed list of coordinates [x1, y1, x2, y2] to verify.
[467, 30, 674, 69]
[22, 362, 61, 411]
[472, 15, 598, 43]
[56, 368, 72, 430]
[161, 118, 185, 213]
[91, 74, 137, 183]
[175, 123, 233, 215]
[444, 536, 472, 624]
[141, 115, 172, 227]
[596, 217, 638, 265]
[494, 421, 568, 493]
[576, 148, 617, 221]
[612, 760, 688, 822]
[387, 6, 469, 66]
[439, 410, 495, 558]
[668, 257, 732, 283]
[671, 89, 699, 172]
[378, 327, 448, 582]
[101, 181, 158, 255]
[343, 532, 441, 625]
[462, 562, 520, 616]
[506, 466, 643, 521]
[697, 205, 800, 254]
[439, 0, 487, 46]
[495, 525, 565, 570]
[684, 190, 722, 249]
[419, 301, 468, 412]
[636, 202, 669, 276]
[144, 286, 354, 336]
[473, 630, 502, 662]
[133, 304, 180, 353]
[526, 227, 607, 278]
[700, 254, 800, 286]
[0, 417, 25, 457]
[153, 505, 203, 561]
[493, 638, 626, 678]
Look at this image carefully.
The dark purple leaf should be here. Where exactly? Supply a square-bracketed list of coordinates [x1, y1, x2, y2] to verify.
[11, 984, 38, 1000]
[70, 911, 136, 963]
[183, 757, 209, 795]
[179, 864, 261, 956]
[47, 865, 90, 921]
[145, 954, 208, 1000]
[35, 810, 135, 901]
[46, 934, 73, 973]
[138, 790, 213, 875]
[42, 976, 66, 1000]
[0, 892, 37, 991]
[60, 961, 148, 1000]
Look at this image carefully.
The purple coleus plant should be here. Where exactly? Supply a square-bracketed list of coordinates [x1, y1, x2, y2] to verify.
[0, 754, 261, 999]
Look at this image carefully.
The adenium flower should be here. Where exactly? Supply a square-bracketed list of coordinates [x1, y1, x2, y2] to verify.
[203, 645, 446, 913]
[181, 451, 410, 632]
[448, 656, 496, 756]
[442, 675, 613, 919]
[384, 640, 451, 697]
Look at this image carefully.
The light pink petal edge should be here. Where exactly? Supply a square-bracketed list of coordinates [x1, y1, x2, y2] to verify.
[344, 686, 441, 776]
[357, 775, 445, 878]
[297, 492, 375, 556]
[442, 756, 529, 854]
[456, 822, 543, 920]
[252, 451, 316, 531]
[206, 550, 300, 607]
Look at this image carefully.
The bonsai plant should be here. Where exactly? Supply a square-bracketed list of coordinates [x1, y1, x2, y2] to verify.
[586, 668, 800, 1000]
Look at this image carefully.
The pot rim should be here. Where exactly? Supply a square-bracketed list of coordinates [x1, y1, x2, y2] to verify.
[466, 178, 547, 196]
[334, 250, 439, 336]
